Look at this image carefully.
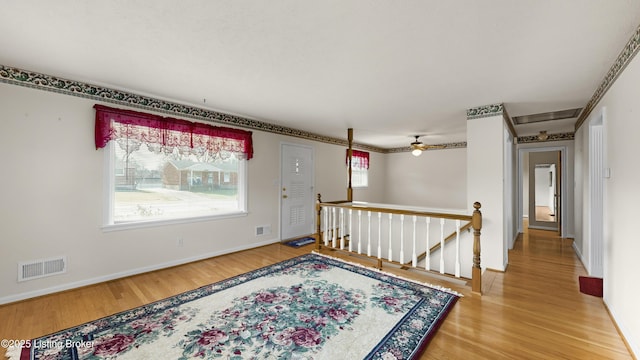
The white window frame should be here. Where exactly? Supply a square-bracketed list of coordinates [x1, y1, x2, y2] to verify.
[102, 142, 247, 232]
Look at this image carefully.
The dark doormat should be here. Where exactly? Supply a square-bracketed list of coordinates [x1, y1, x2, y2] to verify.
[579, 276, 603, 297]
[284, 237, 315, 248]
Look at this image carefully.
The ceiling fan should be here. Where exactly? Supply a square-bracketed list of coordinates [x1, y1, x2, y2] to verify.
[410, 135, 443, 156]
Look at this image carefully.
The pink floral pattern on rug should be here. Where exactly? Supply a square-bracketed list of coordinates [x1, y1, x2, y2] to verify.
[178, 279, 366, 359]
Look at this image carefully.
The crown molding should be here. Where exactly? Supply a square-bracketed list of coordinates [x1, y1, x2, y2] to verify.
[575, 23, 640, 130]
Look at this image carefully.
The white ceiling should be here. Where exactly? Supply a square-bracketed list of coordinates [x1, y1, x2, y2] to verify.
[2, 1, 639, 148]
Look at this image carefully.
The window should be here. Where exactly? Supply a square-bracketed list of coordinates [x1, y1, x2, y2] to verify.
[347, 149, 369, 188]
[95, 105, 253, 227]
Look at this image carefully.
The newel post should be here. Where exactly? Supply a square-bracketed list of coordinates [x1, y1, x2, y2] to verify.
[316, 194, 323, 251]
[472, 202, 482, 295]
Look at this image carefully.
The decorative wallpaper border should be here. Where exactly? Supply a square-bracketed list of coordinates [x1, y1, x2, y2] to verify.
[386, 141, 468, 153]
[0, 64, 388, 153]
[517, 132, 575, 144]
[5, 64, 571, 153]
[466, 103, 504, 120]
[575, 23, 640, 129]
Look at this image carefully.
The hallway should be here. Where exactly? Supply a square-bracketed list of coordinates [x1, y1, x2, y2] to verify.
[423, 222, 632, 359]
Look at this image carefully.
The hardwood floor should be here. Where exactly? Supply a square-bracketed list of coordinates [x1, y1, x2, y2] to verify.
[0, 227, 633, 359]
[535, 205, 557, 222]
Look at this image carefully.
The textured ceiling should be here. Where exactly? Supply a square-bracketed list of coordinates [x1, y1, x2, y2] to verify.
[1, 1, 639, 148]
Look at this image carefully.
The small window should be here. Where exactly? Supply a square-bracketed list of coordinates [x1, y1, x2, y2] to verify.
[347, 150, 369, 188]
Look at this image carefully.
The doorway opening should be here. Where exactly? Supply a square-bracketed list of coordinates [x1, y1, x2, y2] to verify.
[517, 146, 567, 238]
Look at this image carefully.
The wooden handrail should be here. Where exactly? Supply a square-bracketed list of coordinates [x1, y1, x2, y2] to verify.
[316, 201, 473, 222]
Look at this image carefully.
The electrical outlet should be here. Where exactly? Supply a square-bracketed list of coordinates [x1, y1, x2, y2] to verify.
[177, 237, 184, 247]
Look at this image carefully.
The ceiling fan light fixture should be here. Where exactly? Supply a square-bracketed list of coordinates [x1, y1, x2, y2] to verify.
[410, 135, 426, 156]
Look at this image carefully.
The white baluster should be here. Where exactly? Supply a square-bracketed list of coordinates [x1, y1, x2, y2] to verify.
[340, 208, 345, 249]
[399, 215, 405, 263]
[332, 207, 337, 247]
[367, 211, 372, 256]
[377, 212, 382, 259]
[388, 213, 393, 262]
[357, 210, 362, 254]
[425, 217, 431, 271]
[455, 220, 461, 278]
[318, 206, 327, 246]
[348, 209, 353, 251]
[412, 215, 418, 267]
[439, 218, 445, 274]
[324, 207, 331, 246]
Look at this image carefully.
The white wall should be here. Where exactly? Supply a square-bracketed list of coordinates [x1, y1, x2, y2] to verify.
[0, 83, 384, 304]
[383, 148, 467, 210]
[467, 114, 506, 271]
[575, 50, 640, 356]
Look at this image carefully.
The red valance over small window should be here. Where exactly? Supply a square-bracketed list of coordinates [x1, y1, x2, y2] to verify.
[94, 104, 253, 160]
[346, 149, 369, 169]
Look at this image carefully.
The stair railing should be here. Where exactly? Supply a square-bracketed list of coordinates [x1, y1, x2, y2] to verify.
[315, 194, 482, 295]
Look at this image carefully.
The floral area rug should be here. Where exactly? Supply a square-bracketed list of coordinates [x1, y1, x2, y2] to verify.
[7, 253, 459, 360]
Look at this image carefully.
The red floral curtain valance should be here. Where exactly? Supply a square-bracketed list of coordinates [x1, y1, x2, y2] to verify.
[346, 149, 369, 169]
[94, 104, 253, 160]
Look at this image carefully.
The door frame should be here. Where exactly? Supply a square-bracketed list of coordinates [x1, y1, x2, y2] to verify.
[279, 142, 315, 241]
[587, 108, 606, 277]
[517, 145, 569, 238]
[528, 152, 560, 231]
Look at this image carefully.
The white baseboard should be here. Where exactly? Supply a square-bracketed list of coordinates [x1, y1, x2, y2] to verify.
[605, 301, 639, 358]
[0, 237, 280, 305]
[572, 241, 586, 269]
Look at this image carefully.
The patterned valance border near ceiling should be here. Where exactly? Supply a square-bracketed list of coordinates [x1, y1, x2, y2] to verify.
[386, 141, 468, 154]
[517, 132, 575, 144]
[466, 103, 504, 120]
[0, 64, 386, 153]
[575, 23, 640, 129]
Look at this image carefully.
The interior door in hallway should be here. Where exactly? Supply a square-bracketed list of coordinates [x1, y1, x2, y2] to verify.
[528, 151, 560, 232]
[280, 143, 314, 240]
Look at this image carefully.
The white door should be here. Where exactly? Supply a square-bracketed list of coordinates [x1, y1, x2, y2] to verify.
[281, 143, 314, 240]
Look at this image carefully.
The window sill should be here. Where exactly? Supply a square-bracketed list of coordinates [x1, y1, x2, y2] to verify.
[101, 211, 248, 232]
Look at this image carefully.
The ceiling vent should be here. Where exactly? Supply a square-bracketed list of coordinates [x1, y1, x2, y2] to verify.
[513, 108, 582, 125]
